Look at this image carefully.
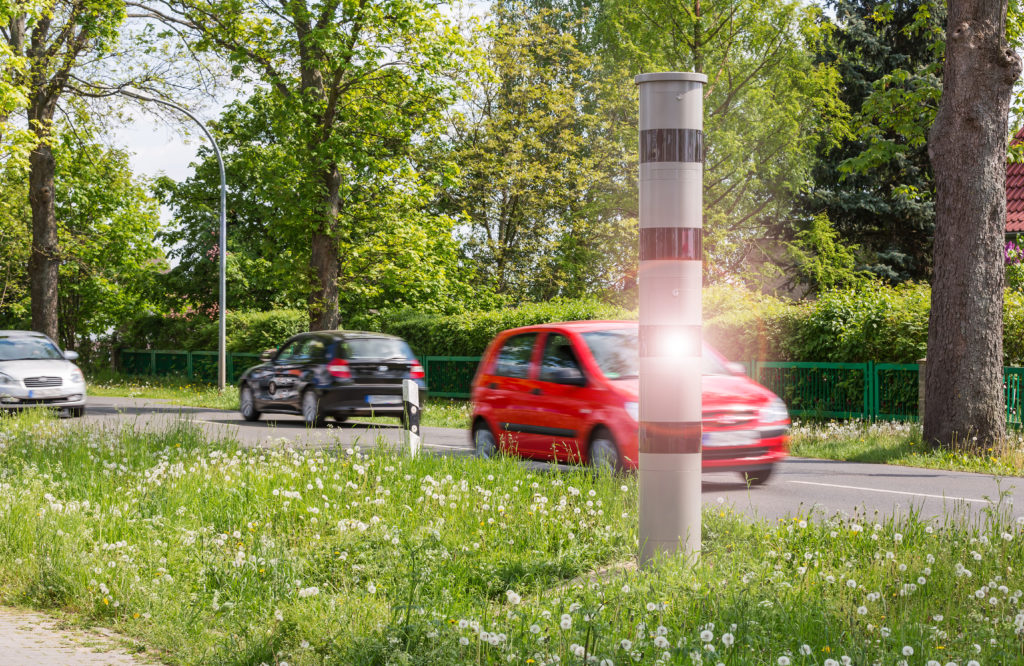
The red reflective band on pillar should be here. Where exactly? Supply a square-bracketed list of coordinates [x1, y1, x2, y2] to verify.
[639, 422, 702, 454]
[638, 325, 702, 357]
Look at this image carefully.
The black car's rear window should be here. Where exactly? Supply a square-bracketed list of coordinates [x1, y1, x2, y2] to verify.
[346, 338, 415, 360]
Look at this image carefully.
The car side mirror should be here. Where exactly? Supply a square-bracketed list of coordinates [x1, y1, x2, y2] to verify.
[260, 348, 276, 362]
[554, 366, 587, 386]
[727, 362, 746, 376]
[63, 350, 79, 361]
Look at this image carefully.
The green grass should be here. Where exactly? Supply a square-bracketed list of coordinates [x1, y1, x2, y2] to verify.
[86, 372, 472, 429]
[790, 419, 1024, 476]
[1, 411, 1024, 665]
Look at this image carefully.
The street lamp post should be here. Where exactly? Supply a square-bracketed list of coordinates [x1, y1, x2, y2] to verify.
[124, 90, 228, 390]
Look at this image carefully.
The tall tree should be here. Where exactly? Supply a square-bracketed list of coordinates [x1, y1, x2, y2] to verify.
[149, 0, 473, 330]
[924, 0, 1021, 448]
[155, 92, 480, 321]
[2, 0, 126, 338]
[805, 0, 945, 283]
[595, 0, 849, 281]
[438, 3, 635, 302]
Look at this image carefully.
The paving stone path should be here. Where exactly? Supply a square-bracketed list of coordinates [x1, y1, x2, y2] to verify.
[0, 607, 152, 665]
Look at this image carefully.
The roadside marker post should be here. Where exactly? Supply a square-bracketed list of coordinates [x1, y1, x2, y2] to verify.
[635, 72, 706, 566]
[403, 379, 421, 457]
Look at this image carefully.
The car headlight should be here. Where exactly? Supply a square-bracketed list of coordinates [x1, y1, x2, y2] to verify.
[624, 401, 639, 422]
[0, 372, 16, 387]
[69, 368, 85, 384]
[759, 397, 788, 423]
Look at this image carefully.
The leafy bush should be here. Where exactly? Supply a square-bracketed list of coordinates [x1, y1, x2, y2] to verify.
[226, 309, 307, 352]
[120, 309, 306, 353]
[352, 299, 634, 357]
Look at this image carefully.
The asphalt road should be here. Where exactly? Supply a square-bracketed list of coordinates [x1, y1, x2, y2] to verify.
[82, 396, 1024, 525]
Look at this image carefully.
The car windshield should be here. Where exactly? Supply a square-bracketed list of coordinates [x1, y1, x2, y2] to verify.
[0, 337, 63, 361]
[581, 328, 731, 379]
[347, 338, 414, 360]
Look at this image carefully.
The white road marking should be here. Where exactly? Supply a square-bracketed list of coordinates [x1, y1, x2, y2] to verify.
[787, 479, 990, 505]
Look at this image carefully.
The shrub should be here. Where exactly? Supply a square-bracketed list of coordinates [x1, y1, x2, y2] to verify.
[225, 309, 307, 353]
[354, 299, 634, 357]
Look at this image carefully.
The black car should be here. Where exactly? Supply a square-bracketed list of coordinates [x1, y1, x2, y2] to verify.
[237, 331, 427, 426]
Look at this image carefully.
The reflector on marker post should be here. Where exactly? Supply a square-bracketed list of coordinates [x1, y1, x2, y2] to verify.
[635, 72, 705, 566]
[403, 379, 421, 457]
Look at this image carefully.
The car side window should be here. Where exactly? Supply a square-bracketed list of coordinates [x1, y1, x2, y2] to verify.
[539, 334, 584, 383]
[296, 338, 326, 362]
[493, 334, 537, 378]
[276, 339, 303, 362]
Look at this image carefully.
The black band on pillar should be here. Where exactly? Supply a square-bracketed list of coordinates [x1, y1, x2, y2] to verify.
[639, 227, 702, 261]
[640, 128, 704, 164]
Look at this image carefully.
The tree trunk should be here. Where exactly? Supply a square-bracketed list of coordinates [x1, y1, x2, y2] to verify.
[28, 127, 59, 340]
[925, 0, 1021, 449]
[309, 165, 341, 331]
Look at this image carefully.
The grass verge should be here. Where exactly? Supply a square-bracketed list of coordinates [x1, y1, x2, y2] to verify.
[790, 420, 1024, 476]
[1, 411, 1023, 664]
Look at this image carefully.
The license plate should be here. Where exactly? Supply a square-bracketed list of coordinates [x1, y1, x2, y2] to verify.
[28, 388, 63, 398]
[366, 395, 401, 405]
[702, 430, 758, 448]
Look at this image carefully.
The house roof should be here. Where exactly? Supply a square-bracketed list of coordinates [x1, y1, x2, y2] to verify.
[1008, 127, 1024, 233]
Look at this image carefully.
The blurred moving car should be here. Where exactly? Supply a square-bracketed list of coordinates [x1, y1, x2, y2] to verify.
[470, 320, 789, 483]
[237, 330, 427, 427]
[0, 330, 87, 416]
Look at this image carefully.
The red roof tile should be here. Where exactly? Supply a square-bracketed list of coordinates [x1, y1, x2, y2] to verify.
[1008, 128, 1024, 233]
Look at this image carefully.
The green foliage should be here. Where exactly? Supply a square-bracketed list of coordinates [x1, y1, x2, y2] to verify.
[122, 309, 307, 353]
[226, 309, 307, 353]
[794, 281, 930, 363]
[438, 3, 636, 302]
[804, 0, 945, 282]
[164, 0, 479, 327]
[596, 0, 850, 280]
[352, 299, 634, 357]
[785, 213, 867, 293]
[703, 285, 806, 362]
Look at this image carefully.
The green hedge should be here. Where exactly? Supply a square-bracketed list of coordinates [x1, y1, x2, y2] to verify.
[121, 309, 307, 353]
[349, 299, 634, 357]
[120, 284, 1024, 366]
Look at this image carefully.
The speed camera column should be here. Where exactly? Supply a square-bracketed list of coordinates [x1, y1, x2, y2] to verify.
[635, 72, 706, 566]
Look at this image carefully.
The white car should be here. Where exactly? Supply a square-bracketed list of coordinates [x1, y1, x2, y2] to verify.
[0, 330, 87, 416]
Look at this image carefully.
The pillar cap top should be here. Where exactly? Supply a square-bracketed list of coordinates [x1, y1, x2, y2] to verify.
[635, 72, 708, 85]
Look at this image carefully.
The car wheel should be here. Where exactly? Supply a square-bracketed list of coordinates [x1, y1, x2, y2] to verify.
[474, 422, 498, 459]
[589, 429, 622, 473]
[740, 466, 774, 486]
[68, 406, 85, 418]
[302, 390, 324, 427]
[331, 414, 349, 424]
[239, 385, 260, 421]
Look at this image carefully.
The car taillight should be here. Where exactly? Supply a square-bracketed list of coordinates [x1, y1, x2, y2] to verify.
[328, 359, 351, 379]
[410, 361, 425, 379]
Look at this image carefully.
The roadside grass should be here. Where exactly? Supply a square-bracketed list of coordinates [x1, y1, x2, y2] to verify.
[86, 372, 472, 429]
[2, 412, 1024, 664]
[790, 420, 1024, 476]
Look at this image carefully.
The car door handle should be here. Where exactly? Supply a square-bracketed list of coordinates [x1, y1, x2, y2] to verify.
[530, 388, 542, 395]
[488, 382, 498, 389]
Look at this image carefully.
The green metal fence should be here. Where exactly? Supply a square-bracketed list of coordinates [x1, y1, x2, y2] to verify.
[118, 350, 260, 384]
[116, 349, 1024, 424]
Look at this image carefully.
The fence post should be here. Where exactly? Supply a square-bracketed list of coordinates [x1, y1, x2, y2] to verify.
[917, 358, 926, 423]
[150, 350, 156, 375]
[187, 352, 194, 380]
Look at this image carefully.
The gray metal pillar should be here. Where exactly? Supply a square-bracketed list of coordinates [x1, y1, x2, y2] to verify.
[635, 72, 706, 565]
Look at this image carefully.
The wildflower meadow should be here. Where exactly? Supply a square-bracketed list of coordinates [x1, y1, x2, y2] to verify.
[0, 411, 1022, 665]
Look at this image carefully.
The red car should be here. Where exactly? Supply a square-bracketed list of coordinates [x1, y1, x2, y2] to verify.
[470, 320, 789, 483]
